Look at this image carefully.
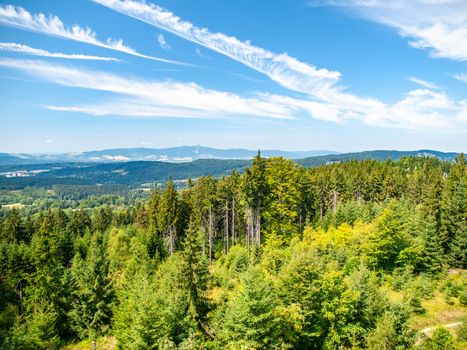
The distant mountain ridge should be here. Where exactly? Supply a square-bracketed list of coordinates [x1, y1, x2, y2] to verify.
[0, 146, 338, 165]
[298, 149, 459, 167]
[0, 149, 461, 189]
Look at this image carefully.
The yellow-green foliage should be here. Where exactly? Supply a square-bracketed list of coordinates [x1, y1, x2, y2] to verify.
[303, 220, 373, 251]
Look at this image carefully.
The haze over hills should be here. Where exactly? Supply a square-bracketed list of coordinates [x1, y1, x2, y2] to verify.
[0, 146, 338, 165]
[0, 149, 460, 189]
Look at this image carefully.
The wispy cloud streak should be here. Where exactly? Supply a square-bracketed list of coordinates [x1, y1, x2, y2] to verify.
[0, 42, 120, 61]
[0, 4, 182, 64]
[453, 72, 467, 84]
[0, 58, 295, 119]
[311, 0, 467, 61]
[407, 76, 439, 89]
[1, 58, 465, 130]
[92, 0, 341, 97]
[157, 33, 171, 50]
[90, 0, 467, 130]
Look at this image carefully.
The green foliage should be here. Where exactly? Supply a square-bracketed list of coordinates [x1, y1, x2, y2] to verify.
[365, 201, 411, 271]
[8, 303, 60, 350]
[181, 224, 210, 333]
[68, 231, 114, 340]
[441, 154, 467, 268]
[158, 178, 179, 254]
[459, 289, 467, 306]
[365, 307, 415, 350]
[0, 155, 465, 349]
[263, 157, 301, 244]
[419, 327, 456, 350]
[218, 267, 284, 349]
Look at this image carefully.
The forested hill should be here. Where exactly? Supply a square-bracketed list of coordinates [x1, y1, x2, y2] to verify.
[0, 146, 337, 165]
[0, 150, 460, 189]
[0, 147, 457, 166]
[0, 153, 465, 349]
[298, 149, 459, 166]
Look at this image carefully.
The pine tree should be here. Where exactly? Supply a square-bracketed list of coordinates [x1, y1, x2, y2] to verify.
[242, 151, 267, 249]
[441, 153, 466, 267]
[67, 210, 91, 237]
[263, 157, 301, 244]
[220, 267, 280, 349]
[147, 186, 161, 231]
[69, 232, 114, 339]
[181, 223, 210, 337]
[420, 214, 444, 273]
[1, 210, 25, 243]
[365, 201, 410, 271]
[92, 206, 113, 233]
[158, 178, 179, 255]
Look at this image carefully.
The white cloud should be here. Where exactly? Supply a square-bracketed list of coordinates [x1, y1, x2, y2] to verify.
[45, 139, 53, 144]
[89, 0, 467, 131]
[92, 0, 341, 97]
[157, 33, 171, 50]
[1, 58, 465, 130]
[0, 4, 182, 64]
[0, 58, 296, 119]
[0, 42, 120, 61]
[453, 72, 467, 84]
[195, 48, 210, 59]
[407, 76, 439, 89]
[312, 0, 467, 61]
[365, 89, 460, 129]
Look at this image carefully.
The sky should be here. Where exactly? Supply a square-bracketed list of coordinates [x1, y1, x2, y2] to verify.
[0, 0, 466, 153]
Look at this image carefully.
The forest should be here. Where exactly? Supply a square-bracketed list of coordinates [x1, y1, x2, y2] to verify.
[0, 153, 466, 349]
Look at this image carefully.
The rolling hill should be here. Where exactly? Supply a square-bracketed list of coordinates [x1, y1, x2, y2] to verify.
[0, 149, 460, 189]
[0, 146, 337, 165]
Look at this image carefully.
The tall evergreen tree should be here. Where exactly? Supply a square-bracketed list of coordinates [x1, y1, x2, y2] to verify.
[242, 151, 267, 249]
[219, 267, 281, 349]
[69, 232, 114, 339]
[441, 153, 466, 267]
[158, 178, 179, 255]
[181, 223, 210, 337]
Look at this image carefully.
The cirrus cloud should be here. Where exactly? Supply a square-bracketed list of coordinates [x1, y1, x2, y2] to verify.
[92, 0, 341, 98]
[0, 58, 465, 130]
[311, 0, 467, 62]
[0, 4, 183, 64]
[0, 42, 120, 61]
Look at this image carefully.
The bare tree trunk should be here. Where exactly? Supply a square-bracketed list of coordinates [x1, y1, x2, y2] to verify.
[231, 198, 235, 246]
[246, 208, 252, 256]
[331, 189, 337, 214]
[224, 200, 229, 254]
[209, 206, 213, 262]
[201, 216, 206, 257]
[168, 225, 175, 255]
[17, 279, 23, 314]
[255, 206, 261, 246]
[299, 212, 302, 233]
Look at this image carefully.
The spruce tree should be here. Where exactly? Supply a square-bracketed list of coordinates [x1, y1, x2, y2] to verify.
[181, 223, 210, 337]
[158, 178, 179, 254]
[69, 232, 114, 339]
[441, 153, 466, 267]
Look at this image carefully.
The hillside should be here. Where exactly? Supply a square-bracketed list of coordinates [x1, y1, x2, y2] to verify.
[298, 149, 459, 166]
[0, 150, 460, 189]
[0, 146, 338, 165]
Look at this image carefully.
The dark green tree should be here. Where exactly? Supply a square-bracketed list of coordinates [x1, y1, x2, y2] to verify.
[69, 232, 114, 339]
[158, 178, 179, 255]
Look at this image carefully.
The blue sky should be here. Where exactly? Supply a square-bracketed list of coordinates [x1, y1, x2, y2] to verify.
[0, 0, 466, 153]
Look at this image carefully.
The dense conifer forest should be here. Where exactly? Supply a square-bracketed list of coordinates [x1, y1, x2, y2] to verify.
[0, 154, 466, 349]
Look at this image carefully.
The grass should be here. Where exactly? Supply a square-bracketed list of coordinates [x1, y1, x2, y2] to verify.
[412, 291, 466, 331]
[61, 336, 116, 350]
